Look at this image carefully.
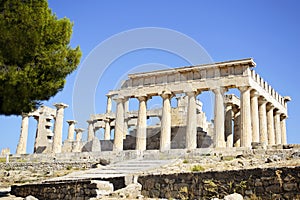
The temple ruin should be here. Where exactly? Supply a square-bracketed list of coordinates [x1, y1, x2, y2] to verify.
[16, 58, 291, 154]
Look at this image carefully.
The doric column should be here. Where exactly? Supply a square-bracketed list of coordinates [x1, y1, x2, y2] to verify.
[280, 115, 287, 144]
[87, 120, 95, 141]
[212, 87, 227, 148]
[274, 110, 282, 144]
[266, 104, 275, 145]
[239, 86, 252, 147]
[75, 128, 85, 142]
[52, 103, 68, 153]
[233, 108, 241, 147]
[258, 98, 268, 145]
[104, 119, 111, 140]
[113, 97, 125, 151]
[136, 95, 148, 151]
[106, 95, 112, 113]
[66, 120, 77, 141]
[160, 91, 172, 151]
[185, 90, 198, 150]
[123, 98, 129, 138]
[16, 113, 30, 154]
[250, 91, 260, 143]
[225, 103, 233, 148]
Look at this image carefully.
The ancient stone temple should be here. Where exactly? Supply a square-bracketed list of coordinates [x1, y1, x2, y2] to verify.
[16, 58, 291, 154]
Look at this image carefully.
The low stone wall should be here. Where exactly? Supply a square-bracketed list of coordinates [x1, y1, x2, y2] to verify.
[138, 166, 300, 200]
[11, 180, 111, 200]
[0, 161, 95, 172]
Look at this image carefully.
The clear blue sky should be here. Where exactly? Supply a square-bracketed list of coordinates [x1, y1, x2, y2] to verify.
[1, 0, 300, 154]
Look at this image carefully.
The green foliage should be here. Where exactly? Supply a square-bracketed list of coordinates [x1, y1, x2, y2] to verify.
[191, 165, 205, 172]
[0, 0, 81, 115]
[183, 159, 189, 164]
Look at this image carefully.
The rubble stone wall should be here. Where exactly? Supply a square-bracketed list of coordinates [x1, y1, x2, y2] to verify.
[138, 166, 300, 200]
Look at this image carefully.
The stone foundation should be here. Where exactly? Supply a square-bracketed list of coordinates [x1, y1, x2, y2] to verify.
[138, 166, 300, 200]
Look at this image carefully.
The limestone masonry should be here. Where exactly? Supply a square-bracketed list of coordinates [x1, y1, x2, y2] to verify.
[16, 58, 291, 154]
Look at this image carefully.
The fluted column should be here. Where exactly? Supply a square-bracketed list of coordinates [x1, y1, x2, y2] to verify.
[160, 91, 172, 151]
[233, 108, 241, 147]
[106, 95, 112, 113]
[16, 113, 30, 154]
[52, 103, 68, 153]
[123, 98, 129, 138]
[274, 110, 282, 144]
[87, 120, 95, 141]
[266, 104, 275, 145]
[75, 128, 84, 141]
[250, 91, 260, 143]
[280, 115, 287, 144]
[104, 119, 111, 140]
[225, 103, 233, 148]
[136, 95, 148, 151]
[113, 97, 125, 151]
[239, 86, 252, 147]
[212, 87, 226, 148]
[186, 91, 198, 150]
[258, 98, 268, 145]
[66, 120, 77, 141]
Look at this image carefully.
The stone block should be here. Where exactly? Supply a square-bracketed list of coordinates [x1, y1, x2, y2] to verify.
[283, 182, 297, 191]
[91, 180, 113, 197]
[265, 184, 282, 193]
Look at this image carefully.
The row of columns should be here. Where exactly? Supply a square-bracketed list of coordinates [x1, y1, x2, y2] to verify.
[224, 88, 289, 148]
[109, 86, 289, 151]
[109, 89, 202, 152]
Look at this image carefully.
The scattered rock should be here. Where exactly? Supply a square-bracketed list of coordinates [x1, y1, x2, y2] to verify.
[291, 151, 300, 158]
[223, 193, 243, 200]
[110, 183, 142, 199]
[265, 154, 284, 163]
[24, 195, 39, 200]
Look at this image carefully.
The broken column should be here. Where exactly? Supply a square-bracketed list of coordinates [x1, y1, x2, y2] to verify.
[66, 120, 77, 141]
[16, 113, 30, 154]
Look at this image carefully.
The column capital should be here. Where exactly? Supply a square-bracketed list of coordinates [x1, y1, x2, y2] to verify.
[159, 90, 173, 99]
[135, 95, 148, 102]
[250, 90, 259, 97]
[103, 118, 110, 122]
[75, 128, 85, 133]
[266, 103, 274, 111]
[86, 119, 94, 124]
[274, 109, 281, 115]
[21, 112, 30, 117]
[258, 96, 268, 105]
[280, 114, 287, 120]
[113, 95, 126, 103]
[238, 86, 251, 92]
[106, 93, 113, 98]
[184, 90, 200, 97]
[53, 103, 68, 109]
[67, 120, 77, 125]
[212, 87, 227, 94]
[283, 96, 291, 102]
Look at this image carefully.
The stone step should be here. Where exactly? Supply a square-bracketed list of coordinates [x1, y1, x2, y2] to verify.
[44, 158, 176, 183]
